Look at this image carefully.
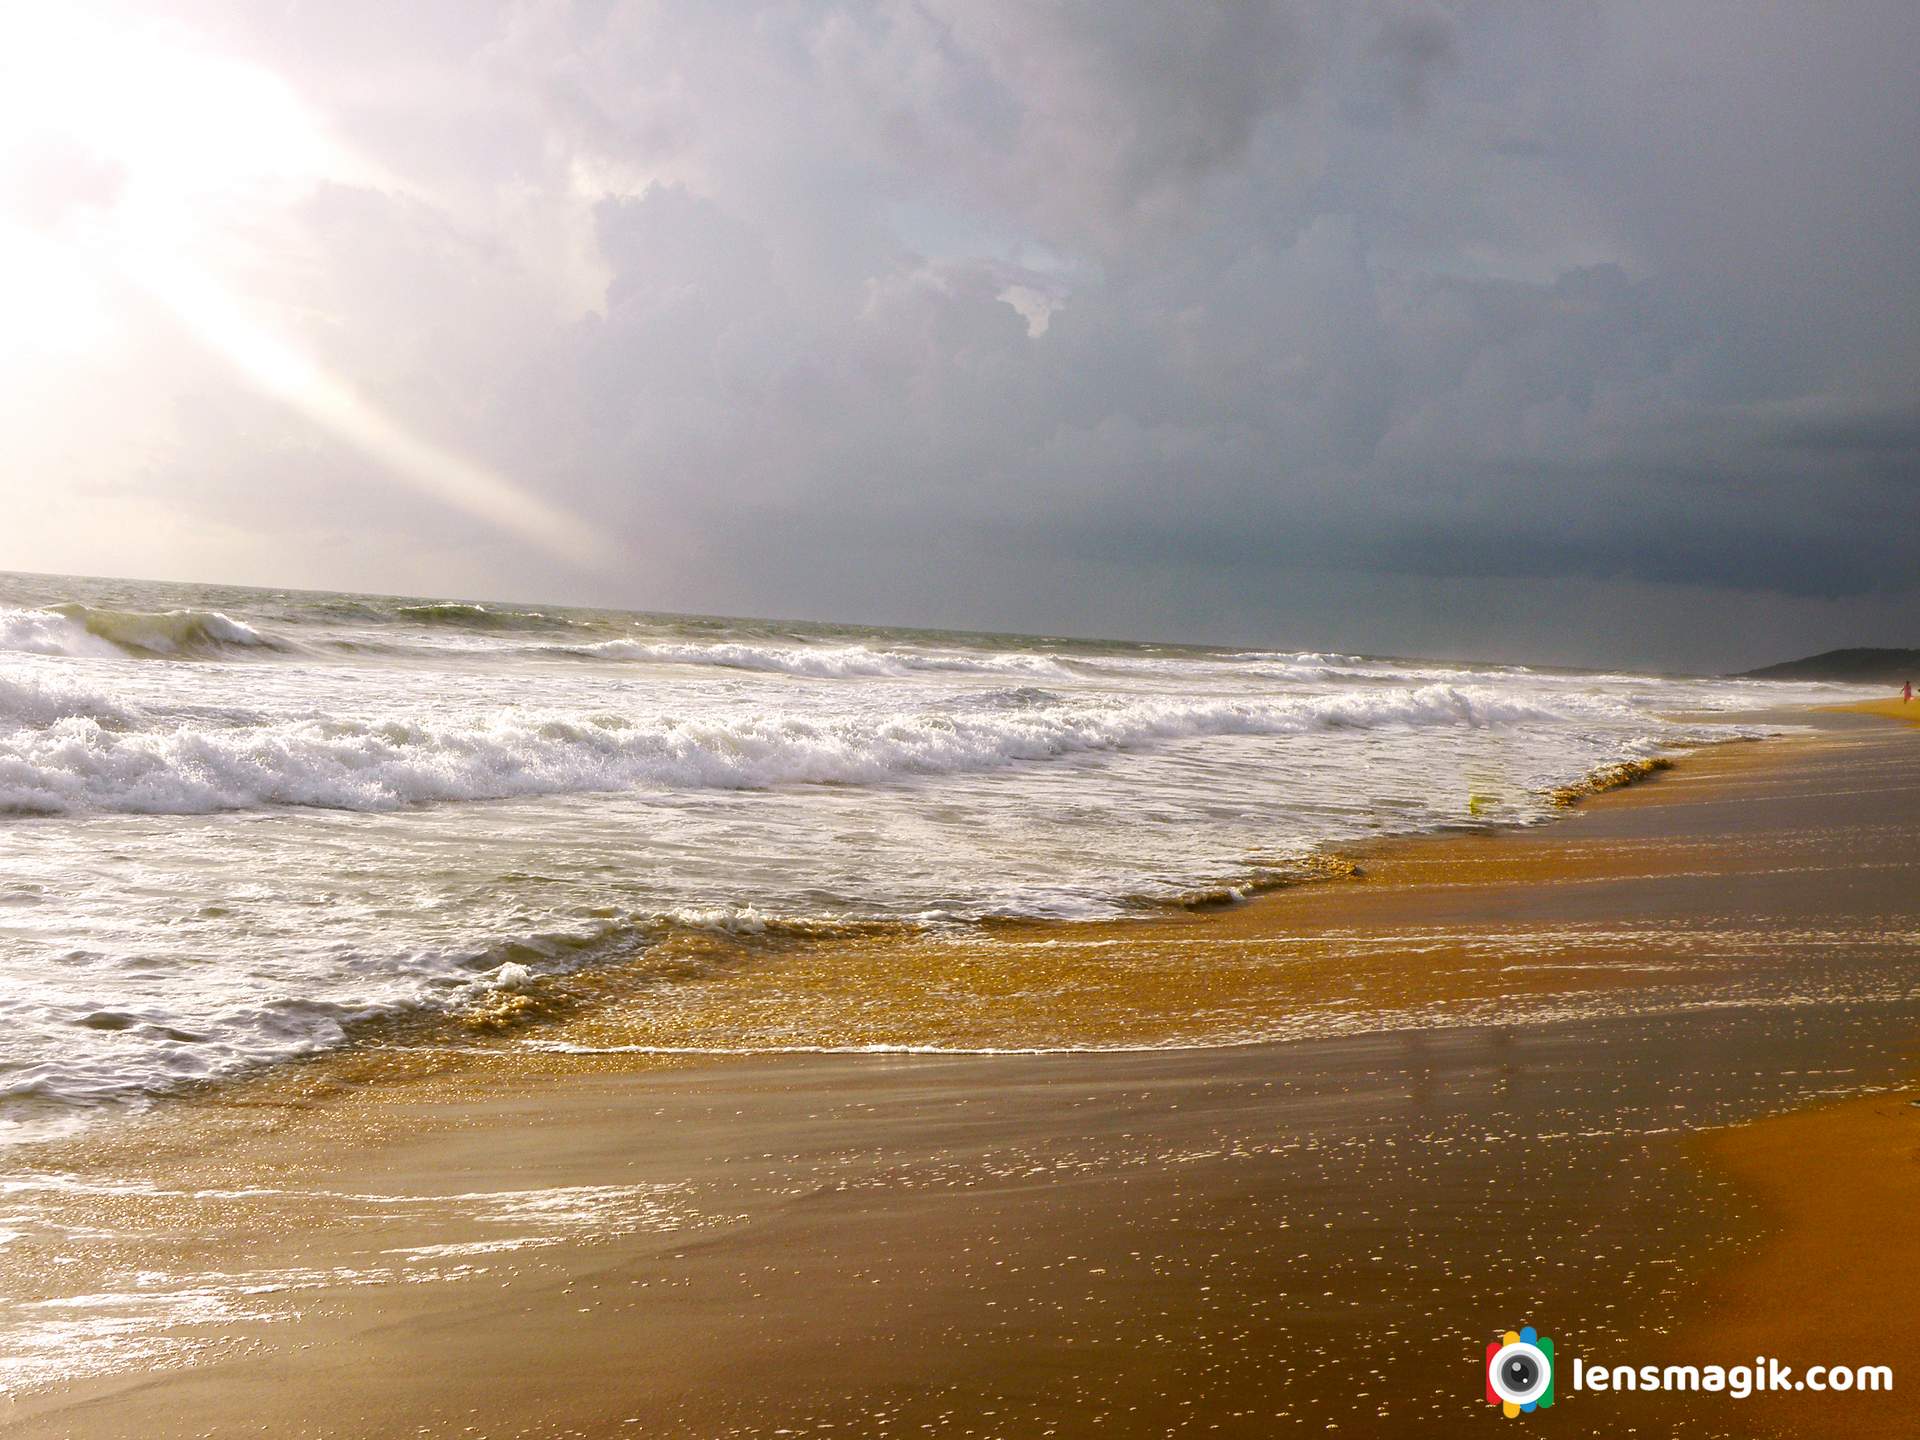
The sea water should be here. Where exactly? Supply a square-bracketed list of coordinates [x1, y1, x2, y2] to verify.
[0, 571, 1863, 1134]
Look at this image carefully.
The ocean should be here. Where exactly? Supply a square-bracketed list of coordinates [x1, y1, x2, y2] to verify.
[0, 571, 1859, 1140]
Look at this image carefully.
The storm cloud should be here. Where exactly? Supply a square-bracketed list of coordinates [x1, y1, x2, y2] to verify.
[1, 1, 1915, 670]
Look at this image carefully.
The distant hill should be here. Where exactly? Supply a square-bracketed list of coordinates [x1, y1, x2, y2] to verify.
[1739, 648, 1920, 684]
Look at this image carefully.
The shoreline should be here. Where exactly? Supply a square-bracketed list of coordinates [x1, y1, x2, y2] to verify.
[2, 706, 1915, 1435]
[0, 715, 1762, 1151]
[0, 715, 1750, 1150]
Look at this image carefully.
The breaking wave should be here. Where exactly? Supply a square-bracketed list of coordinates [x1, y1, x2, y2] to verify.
[0, 605, 277, 659]
[0, 673, 136, 729]
[0, 683, 1617, 815]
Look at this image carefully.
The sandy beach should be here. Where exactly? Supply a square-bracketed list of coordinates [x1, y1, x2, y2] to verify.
[7, 1, 1916, 1429]
[2, 706, 1916, 1438]
[6, 0, 1917, 1431]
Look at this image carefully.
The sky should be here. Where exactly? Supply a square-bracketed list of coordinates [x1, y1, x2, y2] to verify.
[0, 2, 1915, 672]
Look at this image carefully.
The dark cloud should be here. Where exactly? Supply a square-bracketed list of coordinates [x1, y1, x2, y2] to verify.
[1367, 5, 1460, 118]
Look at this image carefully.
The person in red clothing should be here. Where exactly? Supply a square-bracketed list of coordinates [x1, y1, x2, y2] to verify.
[1906, 680, 1914, 703]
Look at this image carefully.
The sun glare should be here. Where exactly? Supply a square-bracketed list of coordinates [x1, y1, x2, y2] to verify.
[0, 5, 610, 567]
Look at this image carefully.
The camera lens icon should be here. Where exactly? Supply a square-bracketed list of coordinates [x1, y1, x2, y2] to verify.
[1493, 1345, 1546, 1401]
[1484, 1326, 1554, 1416]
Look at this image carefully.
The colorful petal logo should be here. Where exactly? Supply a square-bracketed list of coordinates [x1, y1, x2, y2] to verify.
[1485, 1326, 1555, 1416]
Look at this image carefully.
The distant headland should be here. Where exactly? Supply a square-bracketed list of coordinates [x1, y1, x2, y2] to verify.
[1739, 648, 1920, 684]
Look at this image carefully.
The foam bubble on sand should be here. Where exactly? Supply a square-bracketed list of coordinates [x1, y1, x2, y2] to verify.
[0, 1177, 718, 1397]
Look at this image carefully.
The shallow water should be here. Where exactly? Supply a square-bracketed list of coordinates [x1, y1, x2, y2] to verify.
[0, 571, 1868, 1129]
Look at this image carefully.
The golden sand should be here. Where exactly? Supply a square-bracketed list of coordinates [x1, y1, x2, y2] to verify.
[1685, 1090, 1919, 1436]
[2, 713, 1916, 1437]
[1825, 695, 1920, 726]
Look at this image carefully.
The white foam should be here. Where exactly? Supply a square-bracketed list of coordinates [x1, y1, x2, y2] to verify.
[0, 673, 135, 729]
[0, 608, 123, 660]
[0, 683, 1626, 815]
[553, 637, 1075, 679]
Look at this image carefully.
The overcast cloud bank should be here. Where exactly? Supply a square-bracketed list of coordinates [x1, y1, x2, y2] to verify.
[1, 1, 1915, 670]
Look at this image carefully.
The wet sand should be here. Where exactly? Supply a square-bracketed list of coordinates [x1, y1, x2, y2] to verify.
[1688, 1089, 1918, 1437]
[1834, 694, 1920, 727]
[2, 709, 1917, 1437]
[1678, 696, 1919, 1432]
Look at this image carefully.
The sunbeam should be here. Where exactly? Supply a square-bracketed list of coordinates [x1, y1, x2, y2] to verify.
[0, 5, 612, 571]
[121, 246, 614, 567]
